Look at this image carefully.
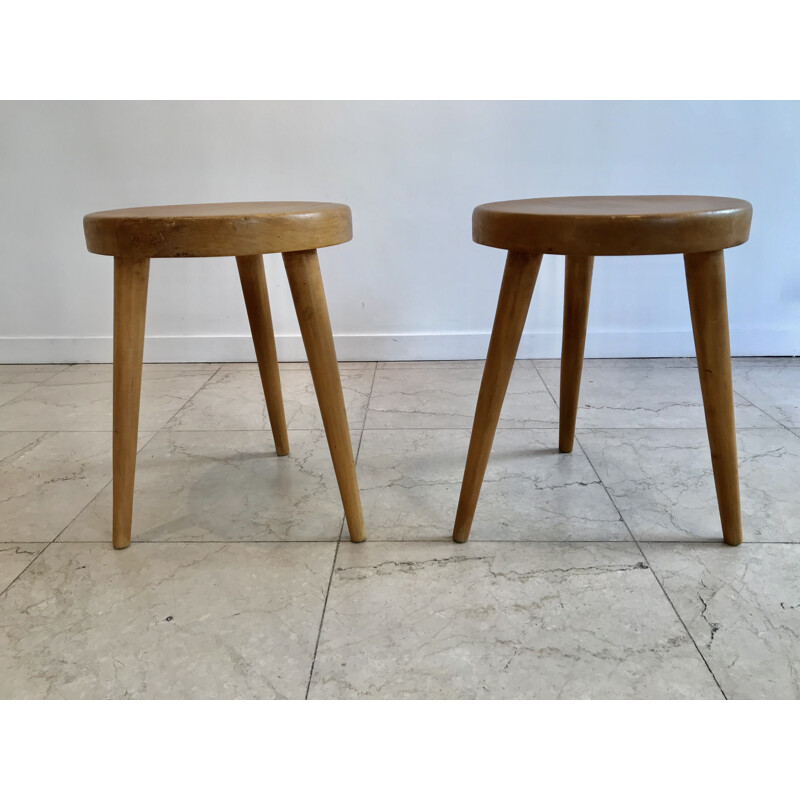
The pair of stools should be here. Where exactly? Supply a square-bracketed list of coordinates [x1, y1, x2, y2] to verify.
[83, 195, 752, 549]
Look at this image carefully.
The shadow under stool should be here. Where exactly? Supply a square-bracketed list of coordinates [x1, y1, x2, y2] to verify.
[83, 201, 365, 548]
[453, 195, 752, 546]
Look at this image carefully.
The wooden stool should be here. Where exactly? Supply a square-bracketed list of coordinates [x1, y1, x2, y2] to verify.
[453, 195, 752, 546]
[83, 202, 365, 548]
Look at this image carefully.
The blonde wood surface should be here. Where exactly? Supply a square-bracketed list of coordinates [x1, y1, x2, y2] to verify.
[88, 201, 362, 548]
[283, 249, 365, 543]
[559, 255, 594, 453]
[236, 254, 289, 456]
[685, 250, 743, 546]
[84, 202, 352, 258]
[459, 195, 750, 546]
[473, 195, 752, 255]
[453, 251, 542, 543]
[112, 257, 150, 550]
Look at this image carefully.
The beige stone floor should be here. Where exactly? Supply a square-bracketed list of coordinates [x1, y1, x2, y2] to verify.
[1, 357, 799, 699]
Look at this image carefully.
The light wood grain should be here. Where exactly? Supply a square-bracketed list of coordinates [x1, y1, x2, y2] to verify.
[236, 254, 289, 456]
[559, 255, 594, 453]
[84, 202, 352, 258]
[88, 201, 363, 548]
[685, 250, 742, 546]
[473, 195, 752, 255]
[112, 257, 150, 550]
[458, 195, 751, 546]
[453, 251, 542, 543]
[283, 249, 365, 543]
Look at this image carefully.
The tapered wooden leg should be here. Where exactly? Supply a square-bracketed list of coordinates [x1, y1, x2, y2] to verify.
[282, 249, 365, 542]
[236, 254, 289, 456]
[684, 250, 742, 546]
[453, 251, 543, 543]
[559, 254, 594, 453]
[113, 257, 150, 549]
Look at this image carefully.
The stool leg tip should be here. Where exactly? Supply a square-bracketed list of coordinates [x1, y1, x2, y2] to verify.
[346, 522, 366, 543]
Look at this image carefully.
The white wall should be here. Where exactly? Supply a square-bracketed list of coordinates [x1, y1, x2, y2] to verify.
[1, 101, 798, 363]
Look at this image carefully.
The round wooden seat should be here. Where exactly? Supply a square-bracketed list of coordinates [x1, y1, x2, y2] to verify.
[456, 193, 754, 548]
[85, 199, 364, 549]
[473, 195, 752, 255]
[84, 201, 352, 258]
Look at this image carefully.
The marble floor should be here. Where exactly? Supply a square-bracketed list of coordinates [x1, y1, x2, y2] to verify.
[1, 357, 799, 699]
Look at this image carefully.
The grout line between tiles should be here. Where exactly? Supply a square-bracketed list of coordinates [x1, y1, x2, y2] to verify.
[304, 361, 374, 699]
[355, 425, 782, 432]
[0, 425, 783, 434]
[50, 430, 159, 544]
[0, 365, 72, 410]
[573, 430, 729, 700]
[42, 539, 349, 545]
[0, 541, 54, 600]
[534, 357, 727, 695]
[156, 364, 225, 431]
[0, 446, 129, 598]
[630, 540, 729, 700]
[32, 538, 800, 545]
[7, 359, 792, 700]
[305, 538, 341, 700]
[50, 367, 223, 544]
[354, 362, 378, 458]
[732, 388, 798, 435]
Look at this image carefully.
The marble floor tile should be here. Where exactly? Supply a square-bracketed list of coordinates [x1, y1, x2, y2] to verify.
[0, 431, 154, 542]
[642, 543, 800, 699]
[168, 365, 374, 431]
[0, 542, 334, 699]
[535, 358, 698, 370]
[0, 364, 219, 431]
[365, 363, 557, 429]
[357, 429, 627, 541]
[731, 357, 800, 367]
[578, 428, 800, 542]
[0, 543, 46, 593]
[60, 430, 361, 543]
[308, 542, 722, 699]
[227, 360, 375, 370]
[377, 360, 490, 369]
[0, 364, 69, 406]
[537, 364, 777, 428]
[731, 360, 800, 427]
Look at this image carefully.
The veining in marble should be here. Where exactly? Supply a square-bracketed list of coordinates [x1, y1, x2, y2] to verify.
[365, 363, 557, 429]
[1, 357, 797, 700]
[731, 360, 800, 427]
[168, 365, 374, 431]
[0, 431, 154, 542]
[377, 360, 492, 370]
[0, 364, 219, 431]
[60, 430, 361, 542]
[0, 364, 69, 406]
[309, 542, 722, 699]
[0, 542, 334, 699]
[578, 428, 800, 542]
[357, 429, 627, 541]
[643, 543, 800, 699]
[536, 358, 698, 370]
[537, 363, 777, 428]
[0, 543, 46, 593]
[227, 360, 374, 370]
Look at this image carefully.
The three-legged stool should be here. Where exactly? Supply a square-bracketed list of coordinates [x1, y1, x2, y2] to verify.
[453, 195, 752, 546]
[83, 201, 365, 548]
